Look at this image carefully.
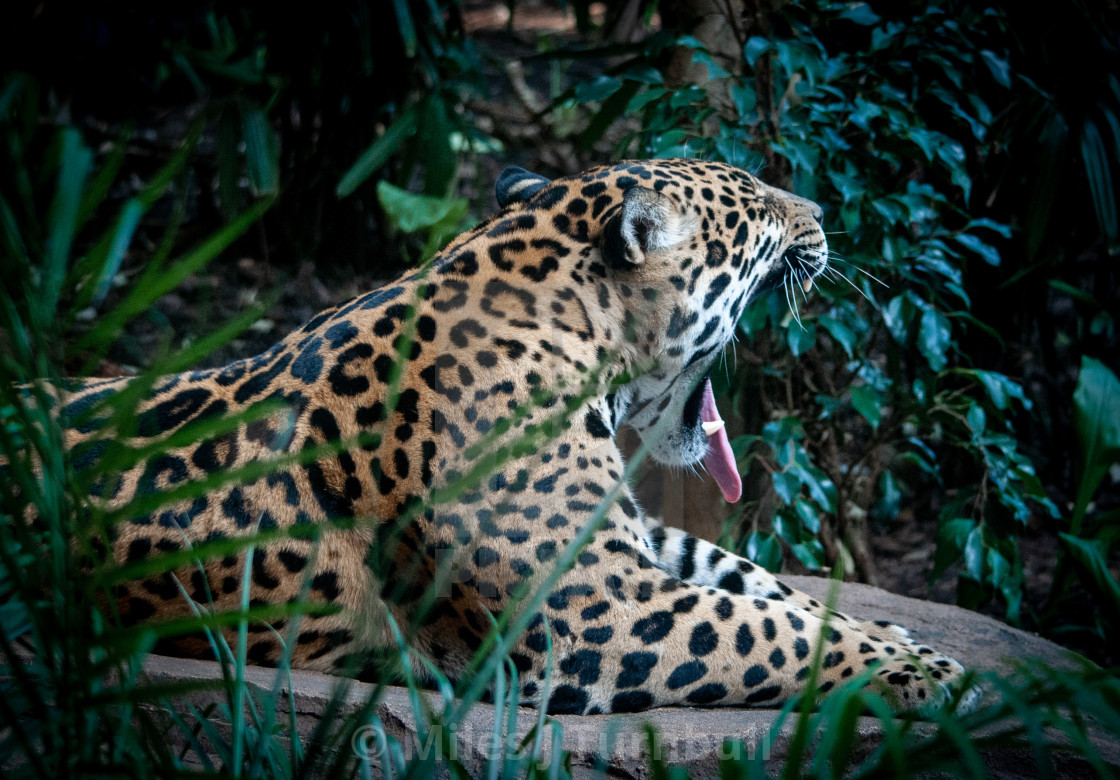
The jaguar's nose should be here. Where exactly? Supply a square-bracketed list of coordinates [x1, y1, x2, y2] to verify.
[807, 201, 824, 224]
[790, 196, 823, 224]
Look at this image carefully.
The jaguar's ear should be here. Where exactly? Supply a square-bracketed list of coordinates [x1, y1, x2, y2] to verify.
[495, 166, 551, 207]
[602, 186, 693, 268]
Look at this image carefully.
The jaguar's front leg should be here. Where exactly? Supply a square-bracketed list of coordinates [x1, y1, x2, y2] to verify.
[512, 506, 968, 715]
[647, 522, 941, 654]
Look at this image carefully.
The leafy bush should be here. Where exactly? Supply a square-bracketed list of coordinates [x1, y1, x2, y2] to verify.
[2, 2, 487, 270]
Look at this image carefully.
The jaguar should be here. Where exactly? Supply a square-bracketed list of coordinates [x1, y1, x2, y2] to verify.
[55, 158, 970, 714]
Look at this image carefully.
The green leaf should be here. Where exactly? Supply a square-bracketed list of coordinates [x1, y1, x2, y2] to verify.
[882, 295, 910, 344]
[987, 546, 1011, 589]
[794, 498, 821, 534]
[826, 170, 863, 204]
[622, 66, 663, 85]
[820, 315, 856, 358]
[966, 402, 986, 434]
[933, 518, 972, 579]
[729, 82, 757, 118]
[1081, 116, 1120, 254]
[840, 3, 880, 25]
[376, 181, 461, 234]
[574, 75, 623, 103]
[376, 181, 468, 261]
[964, 526, 985, 581]
[918, 309, 951, 371]
[850, 385, 881, 430]
[773, 510, 800, 544]
[960, 369, 1031, 411]
[771, 471, 800, 505]
[955, 232, 1001, 266]
[240, 102, 279, 196]
[743, 37, 770, 67]
[1060, 533, 1120, 618]
[41, 128, 91, 327]
[626, 87, 668, 114]
[787, 321, 816, 356]
[391, 0, 417, 58]
[873, 471, 902, 522]
[336, 107, 418, 198]
[745, 531, 782, 572]
[980, 50, 1011, 87]
[790, 540, 826, 570]
[1071, 356, 1120, 531]
[965, 217, 1013, 238]
[691, 50, 731, 80]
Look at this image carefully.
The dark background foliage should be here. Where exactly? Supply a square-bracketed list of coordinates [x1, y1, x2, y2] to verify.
[2, 0, 1118, 661]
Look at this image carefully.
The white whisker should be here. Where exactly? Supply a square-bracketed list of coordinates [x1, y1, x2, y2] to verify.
[823, 265, 873, 302]
[826, 255, 890, 288]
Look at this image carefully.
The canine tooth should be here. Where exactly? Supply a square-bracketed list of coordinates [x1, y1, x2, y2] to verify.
[802, 277, 814, 292]
[702, 420, 725, 436]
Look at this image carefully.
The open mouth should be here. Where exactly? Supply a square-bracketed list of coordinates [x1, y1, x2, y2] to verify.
[684, 376, 742, 503]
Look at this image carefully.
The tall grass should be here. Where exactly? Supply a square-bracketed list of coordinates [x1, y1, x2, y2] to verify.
[1, 73, 1119, 779]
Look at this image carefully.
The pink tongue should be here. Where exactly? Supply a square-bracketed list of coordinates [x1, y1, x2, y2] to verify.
[700, 379, 742, 503]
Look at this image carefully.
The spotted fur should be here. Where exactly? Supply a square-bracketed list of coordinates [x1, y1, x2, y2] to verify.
[56, 159, 970, 713]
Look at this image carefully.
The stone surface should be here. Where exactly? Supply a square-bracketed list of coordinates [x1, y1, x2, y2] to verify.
[138, 575, 1116, 778]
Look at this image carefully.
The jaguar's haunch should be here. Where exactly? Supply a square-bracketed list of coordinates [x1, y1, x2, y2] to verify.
[61, 159, 968, 714]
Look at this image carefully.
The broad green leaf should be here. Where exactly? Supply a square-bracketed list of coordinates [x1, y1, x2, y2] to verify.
[964, 525, 985, 581]
[850, 385, 881, 430]
[966, 403, 986, 434]
[918, 309, 951, 371]
[622, 66, 663, 85]
[743, 37, 770, 67]
[574, 75, 623, 103]
[987, 547, 1011, 589]
[627, 86, 668, 115]
[933, 518, 973, 579]
[745, 531, 782, 572]
[873, 471, 901, 522]
[729, 82, 757, 118]
[966, 217, 1012, 238]
[787, 321, 816, 356]
[1071, 356, 1120, 531]
[803, 470, 838, 512]
[790, 540, 825, 570]
[960, 369, 1031, 411]
[955, 232, 1001, 266]
[773, 510, 800, 544]
[691, 50, 731, 80]
[794, 498, 821, 534]
[883, 295, 910, 344]
[376, 181, 463, 234]
[820, 315, 856, 358]
[840, 3, 880, 25]
[772, 471, 800, 505]
[980, 49, 1011, 87]
[827, 170, 863, 204]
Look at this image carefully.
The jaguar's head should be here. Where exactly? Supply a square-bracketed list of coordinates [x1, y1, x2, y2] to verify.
[495, 159, 826, 503]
